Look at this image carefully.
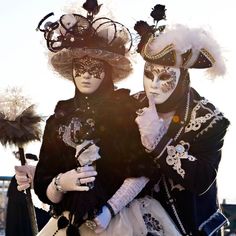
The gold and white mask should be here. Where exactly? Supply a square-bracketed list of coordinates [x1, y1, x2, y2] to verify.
[143, 63, 180, 104]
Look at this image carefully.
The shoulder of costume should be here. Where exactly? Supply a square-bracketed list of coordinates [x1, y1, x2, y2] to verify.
[111, 88, 140, 113]
[190, 87, 227, 117]
[113, 88, 134, 104]
[187, 87, 230, 136]
[53, 98, 75, 119]
[113, 88, 131, 98]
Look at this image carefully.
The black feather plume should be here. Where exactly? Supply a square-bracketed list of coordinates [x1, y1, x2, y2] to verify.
[0, 88, 43, 147]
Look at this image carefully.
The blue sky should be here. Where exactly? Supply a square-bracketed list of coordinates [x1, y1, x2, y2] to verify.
[0, 0, 235, 203]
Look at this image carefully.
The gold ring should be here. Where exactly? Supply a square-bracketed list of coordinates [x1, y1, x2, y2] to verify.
[76, 178, 81, 186]
[136, 108, 144, 116]
[85, 220, 97, 231]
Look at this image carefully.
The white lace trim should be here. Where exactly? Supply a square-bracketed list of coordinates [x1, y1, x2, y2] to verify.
[146, 116, 172, 152]
[108, 177, 149, 215]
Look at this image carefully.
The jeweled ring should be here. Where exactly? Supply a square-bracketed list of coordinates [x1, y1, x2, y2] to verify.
[85, 220, 97, 231]
[136, 108, 145, 116]
[76, 167, 81, 173]
[76, 178, 81, 186]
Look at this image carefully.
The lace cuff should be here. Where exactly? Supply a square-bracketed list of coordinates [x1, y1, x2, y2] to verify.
[144, 122, 169, 152]
[107, 177, 149, 215]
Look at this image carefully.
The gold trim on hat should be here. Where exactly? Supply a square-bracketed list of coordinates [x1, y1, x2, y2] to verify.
[201, 48, 215, 64]
[181, 49, 193, 67]
[190, 48, 215, 69]
[142, 43, 174, 60]
[141, 35, 174, 60]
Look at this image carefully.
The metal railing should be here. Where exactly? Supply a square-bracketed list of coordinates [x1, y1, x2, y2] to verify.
[0, 176, 12, 235]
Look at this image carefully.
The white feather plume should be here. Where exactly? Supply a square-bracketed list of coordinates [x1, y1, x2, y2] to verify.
[0, 87, 31, 121]
[148, 24, 226, 78]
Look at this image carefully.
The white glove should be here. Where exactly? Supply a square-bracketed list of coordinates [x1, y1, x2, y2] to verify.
[91, 177, 148, 234]
[135, 97, 164, 150]
[15, 165, 36, 191]
[93, 205, 112, 233]
[59, 165, 97, 192]
[108, 177, 149, 215]
[75, 140, 101, 166]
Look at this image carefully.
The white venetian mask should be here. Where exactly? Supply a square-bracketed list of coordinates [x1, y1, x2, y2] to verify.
[143, 63, 180, 104]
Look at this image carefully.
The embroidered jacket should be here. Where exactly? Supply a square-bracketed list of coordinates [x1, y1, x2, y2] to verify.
[34, 89, 157, 227]
[134, 88, 230, 236]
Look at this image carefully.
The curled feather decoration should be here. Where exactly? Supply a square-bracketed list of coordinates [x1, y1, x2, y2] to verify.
[0, 87, 42, 147]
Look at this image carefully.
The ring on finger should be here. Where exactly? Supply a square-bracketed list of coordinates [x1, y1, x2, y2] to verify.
[86, 182, 94, 190]
[85, 220, 97, 231]
[76, 178, 81, 186]
[136, 108, 144, 116]
[76, 167, 81, 173]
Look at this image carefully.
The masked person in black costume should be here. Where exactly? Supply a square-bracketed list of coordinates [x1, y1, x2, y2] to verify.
[133, 4, 230, 236]
[33, 1, 180, 235]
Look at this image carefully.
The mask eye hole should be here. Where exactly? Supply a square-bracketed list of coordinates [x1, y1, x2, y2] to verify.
[159, 72, 171, 81]
[144, 70, 154, 80]
[89, 66, 104, 78]
[74, 65, 85, 77]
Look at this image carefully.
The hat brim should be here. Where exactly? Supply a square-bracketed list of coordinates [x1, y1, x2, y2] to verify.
[51, 48, 132, 82]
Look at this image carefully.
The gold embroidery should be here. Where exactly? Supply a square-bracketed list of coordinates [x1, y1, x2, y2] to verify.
[166, 140, 196, 178]
[142, 36, 175, 61]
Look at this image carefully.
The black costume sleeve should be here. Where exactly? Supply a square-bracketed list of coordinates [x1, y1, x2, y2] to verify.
[34, 115, 71, 205]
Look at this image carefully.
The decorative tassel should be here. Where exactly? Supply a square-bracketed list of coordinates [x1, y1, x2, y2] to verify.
[57, 216, 69, 229]
[52, 216, 70, 236]
[66, 224, 80, 236]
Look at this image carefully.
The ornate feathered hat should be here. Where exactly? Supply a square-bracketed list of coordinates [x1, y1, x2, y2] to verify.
[37, 0, 133, 82]
[134, 4, 226, 78]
